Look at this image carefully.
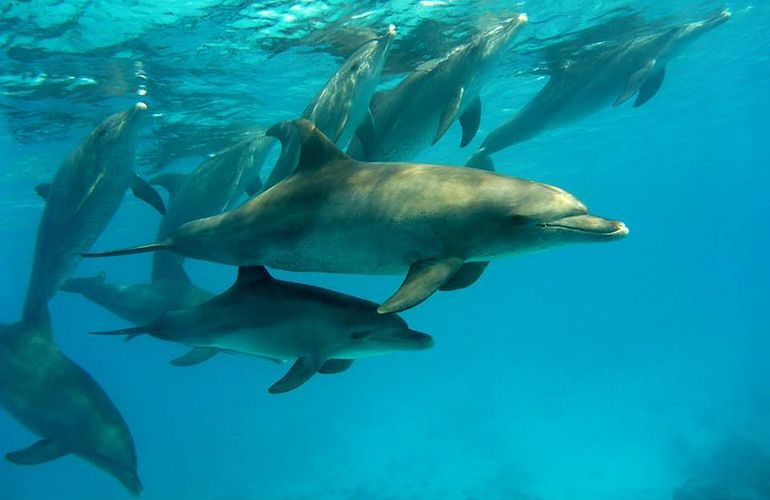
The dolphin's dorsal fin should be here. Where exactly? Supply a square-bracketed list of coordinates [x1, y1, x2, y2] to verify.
[236, 266, 272, 288]
[286, 119, 351, 173]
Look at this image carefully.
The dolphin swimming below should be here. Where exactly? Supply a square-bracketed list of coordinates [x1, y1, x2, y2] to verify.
[62, 271, 213, 325]
[85, 119, 628, 314]
[0, 317, 141, 495]
[91, 266, 434, 394]
[150, 130, 276, 281]
[264, 24, 395, 190]
[347, 14, 528, 162]
[467, 9, 731, 169]
[23, 103, 164, 323]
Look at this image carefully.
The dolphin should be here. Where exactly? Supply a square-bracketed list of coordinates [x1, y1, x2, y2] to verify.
[0, 317, 141, 495]
[467, 9, 731, 169]
[150, 130, 276, 281]
[263, 25, 395, 189]
[23, 103, 164, 323]
[62, 272, 213, 325]
[84, 119, 628, 314]
[91, 266, 434, 394]
[347, 14, 528, 162]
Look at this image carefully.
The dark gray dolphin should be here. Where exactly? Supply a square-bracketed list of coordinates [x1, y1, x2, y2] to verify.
[91, 266, 434, 394]
[347, 14, 528, 162]
[62, 272, 212, 325]
[0, 317, 141, 495]
[467, 9, 731, 169]
[150, 130, 276, 281]
[264, 25, 395, 189]
[23, 103, 164, 322]
[84, 119, 628, 314]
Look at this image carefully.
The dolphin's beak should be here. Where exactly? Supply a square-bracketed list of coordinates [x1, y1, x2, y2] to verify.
[539, 214, 629, 238]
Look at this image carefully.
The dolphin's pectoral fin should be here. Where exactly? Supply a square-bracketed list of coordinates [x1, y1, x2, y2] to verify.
[614, 59, 657, 107]
[131, 175, 166, 215]
[244, 176, 263, 197]
[6, 439, 68, 465]
[465, 151, 495, 171]
[633, 65, 666, 108]
[378, 257, 465, 314]
[170, 347, 220, 367]
[318, 359, 354, 374]
[149, 172, 187, 198]
[34, 183, 52, 200]
[268, 356, 324, 394]
[459, 96, 481, 148]
[434, 87, 465, 145]
[439, 261, 489, 291]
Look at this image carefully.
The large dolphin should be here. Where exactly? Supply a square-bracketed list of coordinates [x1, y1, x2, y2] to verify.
[347, 14, 527, 162]
[91, 266, 434, 394]
[0, 318, 141, 495]
[85, 119, 628, 314]
[467, 9, 731, 169]
[62, 272, 212, 325]
[23, 103, 164, 323]
[263, 25, 395, 189]
[150, 130, 276, 281]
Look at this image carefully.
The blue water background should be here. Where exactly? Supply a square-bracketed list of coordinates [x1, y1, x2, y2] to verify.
[1, 1, 769, 498]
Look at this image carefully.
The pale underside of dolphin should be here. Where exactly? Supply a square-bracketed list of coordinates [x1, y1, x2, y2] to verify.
[91, 266, 433, 394]
[85, 119, 628, 315]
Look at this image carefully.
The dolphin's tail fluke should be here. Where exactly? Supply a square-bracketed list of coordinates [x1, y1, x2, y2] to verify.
[90, 325, 148, 342]
[83, 242, 170, 258]
[61, 272, 107, 293]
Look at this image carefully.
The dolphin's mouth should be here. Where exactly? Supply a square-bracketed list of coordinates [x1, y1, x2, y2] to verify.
[367, 329, 434, 349]
[538, 214, 629, 237]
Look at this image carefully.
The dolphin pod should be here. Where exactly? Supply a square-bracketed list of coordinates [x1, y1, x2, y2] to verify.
[348, 14, 528, 162]
[85, 118, 628, 313]
[3, 6, 729, 495]
[91, 266, 433, 393]
[466, 9, 731, 169]
[263, 25, 395, 190]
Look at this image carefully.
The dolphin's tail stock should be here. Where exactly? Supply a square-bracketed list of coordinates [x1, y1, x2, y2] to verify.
[61, 272, 107, 293]
[83, 242, 171, 258]
[90, 325, 148, 342]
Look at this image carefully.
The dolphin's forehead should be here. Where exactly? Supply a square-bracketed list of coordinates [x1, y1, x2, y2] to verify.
[504, 178, 588, 220]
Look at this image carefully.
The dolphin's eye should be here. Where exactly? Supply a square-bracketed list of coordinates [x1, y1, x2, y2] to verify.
[351, 331, 369, 340]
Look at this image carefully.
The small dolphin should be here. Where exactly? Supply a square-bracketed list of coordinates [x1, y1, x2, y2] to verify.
[62, 272, 212, 325]
[264, 25, 395, 189]
[24, 103, 164, 322]
[347, 14, 527, 162]
[467, 9, 731, 168]
[150, 130, 276, 281]
[85, 119, 628, 314]
[91, 266, 434, 394]
[0, 317, 141, 495]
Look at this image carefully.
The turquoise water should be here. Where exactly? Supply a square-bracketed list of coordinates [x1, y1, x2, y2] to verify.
[1, 1, 768, 499]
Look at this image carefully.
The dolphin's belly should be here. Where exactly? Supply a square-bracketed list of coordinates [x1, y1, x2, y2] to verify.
[208, 323, 343, 359]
